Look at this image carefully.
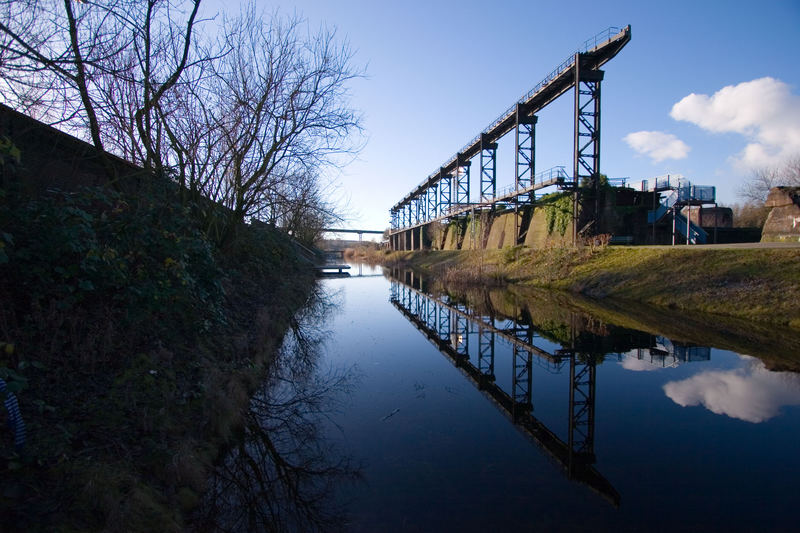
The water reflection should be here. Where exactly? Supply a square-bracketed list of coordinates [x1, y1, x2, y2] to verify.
[385, 268, 754, 507]
[388, 270, 619, 505]
[196, 288, 361, 532]
[664, 355, 800, 423]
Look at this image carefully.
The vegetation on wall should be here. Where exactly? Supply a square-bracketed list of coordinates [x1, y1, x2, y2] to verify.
[540, 193, 573, 236]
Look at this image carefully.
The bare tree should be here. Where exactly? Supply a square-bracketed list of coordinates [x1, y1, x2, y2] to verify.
[0, 0, 204, 180]
[2, 1, 361, 244]
[204, 6, 362, 241]
[738, 155, 800, 205]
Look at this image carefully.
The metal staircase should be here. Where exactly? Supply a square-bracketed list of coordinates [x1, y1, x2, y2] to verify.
[642, 175, 715, 244]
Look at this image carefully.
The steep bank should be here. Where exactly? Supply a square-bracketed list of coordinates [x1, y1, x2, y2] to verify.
[376, 246, 800, 329]
[0, 183, 318, 531]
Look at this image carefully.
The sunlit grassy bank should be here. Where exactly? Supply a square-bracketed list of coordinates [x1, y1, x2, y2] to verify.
[374, 246, 800, 330]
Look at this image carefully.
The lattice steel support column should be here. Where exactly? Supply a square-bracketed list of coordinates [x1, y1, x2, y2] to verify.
[512, 343, 533, 421]
[573, 54, 604, 244]
[437, 304, 451, 343]
[452, 310, 469, 358]
[568, 353, 597, 468]
[426, 296, 438, 331]
[480, 133, 498, 202]
[514, 105, 537, 245]
[427, 184, 438, 220]
[438, 167, 452, 217]
[455, 153, 471, 207]
[420, 189, 429, 223]
[515, 104, 537, 197]
[478, 326, 495, 388]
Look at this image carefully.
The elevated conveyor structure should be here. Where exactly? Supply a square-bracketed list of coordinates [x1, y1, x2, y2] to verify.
[389, 25, 631, 249]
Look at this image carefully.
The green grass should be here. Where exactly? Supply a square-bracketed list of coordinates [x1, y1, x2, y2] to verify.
[378, 246, 800, 329]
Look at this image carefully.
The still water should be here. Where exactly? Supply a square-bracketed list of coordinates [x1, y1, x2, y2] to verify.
[202, 263, 800, 532]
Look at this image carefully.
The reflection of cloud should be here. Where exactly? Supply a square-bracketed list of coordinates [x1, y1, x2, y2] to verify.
[623, 130, 690, 162]
[663, 357, 800, 423]
[620, 356, 662, 372]
[670, 77, 800, 169]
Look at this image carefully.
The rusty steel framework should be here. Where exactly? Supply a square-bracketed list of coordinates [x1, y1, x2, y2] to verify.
[389, 25, 631, 249]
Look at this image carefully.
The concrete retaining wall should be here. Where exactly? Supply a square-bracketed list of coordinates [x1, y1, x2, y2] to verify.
[762, 187, 800, 243]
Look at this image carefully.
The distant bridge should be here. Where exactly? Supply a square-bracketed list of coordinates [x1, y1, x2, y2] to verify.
[388, 25, 631, 250]
[322, 228, 384, 242]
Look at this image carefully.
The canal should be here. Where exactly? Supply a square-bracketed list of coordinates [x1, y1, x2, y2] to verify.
[200, 263, 800, 532]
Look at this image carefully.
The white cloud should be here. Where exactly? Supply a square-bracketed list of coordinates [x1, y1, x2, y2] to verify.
[670, 77, 800, 169]
[623, 130, 690, 162]
[621, 358, 660, 371]
[663, 356, 800, 423]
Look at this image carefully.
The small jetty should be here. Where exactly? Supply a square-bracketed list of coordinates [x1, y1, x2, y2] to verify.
[314, 263, 351, 276]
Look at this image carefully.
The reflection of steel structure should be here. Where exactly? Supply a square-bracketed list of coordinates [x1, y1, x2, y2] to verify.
[389, 276, 618, 505]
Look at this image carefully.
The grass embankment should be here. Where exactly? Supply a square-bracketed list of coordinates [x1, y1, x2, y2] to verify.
[0, 183, 316, 531]
[375, 246, 800, 329]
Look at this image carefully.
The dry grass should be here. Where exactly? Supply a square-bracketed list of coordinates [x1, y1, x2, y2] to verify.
[384, 246, 800, 329]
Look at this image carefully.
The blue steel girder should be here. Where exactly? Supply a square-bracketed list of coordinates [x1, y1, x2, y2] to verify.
[427, 183, 438, 220]
[573, 60, 604, 187]
[455, 153, 471, 206]
[515, 104, 537, 203]
[480, 133, 498, 202]
[438, 168, 453, 216]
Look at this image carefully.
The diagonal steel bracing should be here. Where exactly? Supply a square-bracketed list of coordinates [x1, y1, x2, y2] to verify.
[480, 133, 498, 202]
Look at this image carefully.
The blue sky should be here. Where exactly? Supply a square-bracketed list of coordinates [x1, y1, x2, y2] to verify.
[209, 0, 800, 234]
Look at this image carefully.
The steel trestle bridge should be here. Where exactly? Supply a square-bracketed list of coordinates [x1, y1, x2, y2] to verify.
[389, 25, 631, 250]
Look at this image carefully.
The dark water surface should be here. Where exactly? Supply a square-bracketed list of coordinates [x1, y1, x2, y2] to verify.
[205, 264, 800, 532]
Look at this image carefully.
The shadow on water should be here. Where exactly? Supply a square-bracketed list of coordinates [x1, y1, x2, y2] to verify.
[194, 287, 362, 533]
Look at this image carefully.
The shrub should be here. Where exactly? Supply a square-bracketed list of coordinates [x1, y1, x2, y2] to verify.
[0, 184, 225, 367]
